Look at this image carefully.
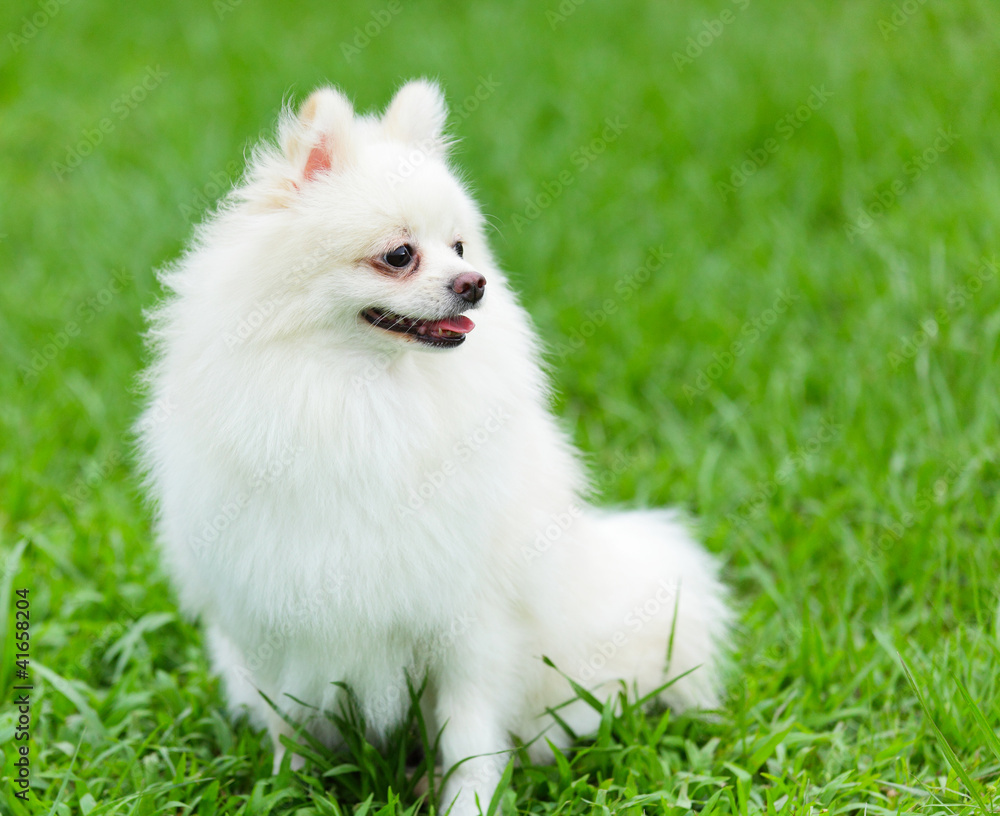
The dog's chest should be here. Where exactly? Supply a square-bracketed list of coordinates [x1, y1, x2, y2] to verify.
[226, 396, 515, 639]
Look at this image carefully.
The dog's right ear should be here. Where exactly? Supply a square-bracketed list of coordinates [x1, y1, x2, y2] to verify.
[381, 79, 449, 155]
[283, 87, 355, 182]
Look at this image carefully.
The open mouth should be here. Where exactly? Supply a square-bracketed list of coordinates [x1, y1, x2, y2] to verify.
[361, 307, 475, 348]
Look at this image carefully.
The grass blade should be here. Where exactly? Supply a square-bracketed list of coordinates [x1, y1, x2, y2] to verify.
[953, 673, 1000, 764]
[900, 654, 989, 814]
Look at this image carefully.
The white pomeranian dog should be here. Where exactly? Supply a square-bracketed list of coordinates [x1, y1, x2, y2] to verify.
[138, 80, 731, 814]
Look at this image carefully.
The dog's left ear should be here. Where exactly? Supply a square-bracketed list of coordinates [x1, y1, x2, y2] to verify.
[381, 79, 449, 154]
[284, 87, 356, 182]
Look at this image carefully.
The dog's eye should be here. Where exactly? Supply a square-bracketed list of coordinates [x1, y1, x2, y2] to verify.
[384, 245, 413, 268]
[453, 241, 464, 258]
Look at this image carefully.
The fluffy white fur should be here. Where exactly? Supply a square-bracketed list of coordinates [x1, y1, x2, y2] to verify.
[138, 80, 731, 814]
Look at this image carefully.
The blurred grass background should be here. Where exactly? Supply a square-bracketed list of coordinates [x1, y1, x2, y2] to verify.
[1, 0, 1000, 812]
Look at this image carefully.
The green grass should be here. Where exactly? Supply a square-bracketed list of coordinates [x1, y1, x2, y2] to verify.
[2, 0, 1000, 812]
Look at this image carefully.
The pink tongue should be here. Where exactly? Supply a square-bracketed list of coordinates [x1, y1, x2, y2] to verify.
[433, 315, 475, 334]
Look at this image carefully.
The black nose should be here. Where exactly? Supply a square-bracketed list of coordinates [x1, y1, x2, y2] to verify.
[451, 271, 486, 304]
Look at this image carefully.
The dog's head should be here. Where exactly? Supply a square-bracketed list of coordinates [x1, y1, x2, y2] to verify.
[230, 80, 490, 353]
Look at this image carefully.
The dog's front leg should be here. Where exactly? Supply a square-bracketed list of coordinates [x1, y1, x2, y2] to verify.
[433, 616, 516, 816]
[436, 690, 510, 816]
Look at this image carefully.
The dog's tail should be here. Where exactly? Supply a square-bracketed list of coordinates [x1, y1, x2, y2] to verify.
[522, 507, 732, 756]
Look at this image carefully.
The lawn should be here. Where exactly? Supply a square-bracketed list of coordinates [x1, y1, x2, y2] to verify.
[2, 0, 1000, 813]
